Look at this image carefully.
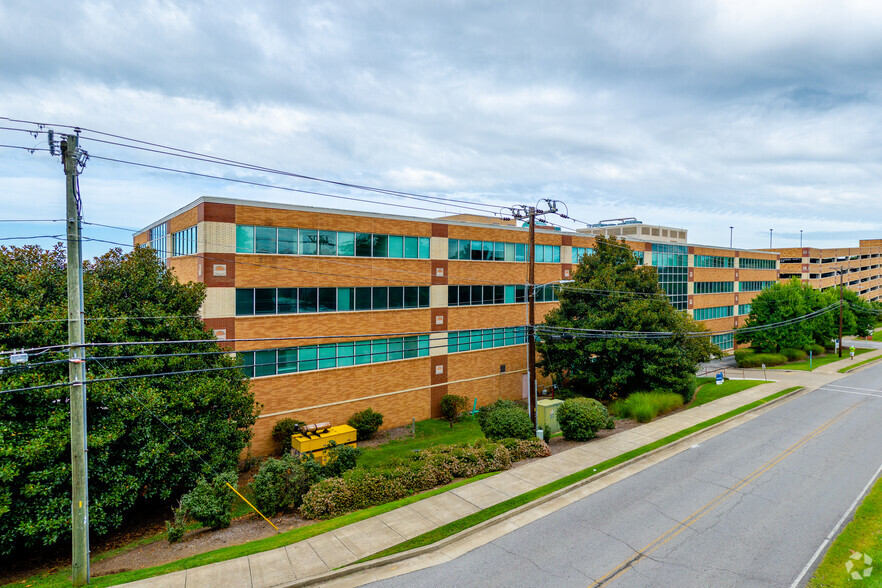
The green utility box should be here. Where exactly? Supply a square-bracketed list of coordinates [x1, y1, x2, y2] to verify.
[537, 399, 564, 436]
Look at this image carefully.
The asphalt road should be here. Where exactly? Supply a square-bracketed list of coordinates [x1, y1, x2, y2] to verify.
[368, 363, 882, 588]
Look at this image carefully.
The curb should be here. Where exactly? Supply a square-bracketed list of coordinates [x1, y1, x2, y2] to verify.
[283, 384, 810, 587]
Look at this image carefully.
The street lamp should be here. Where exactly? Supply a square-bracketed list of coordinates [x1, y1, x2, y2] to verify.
[526, 279, 574, 429]
[769, 229, 773, 248]
[800, 229, 803, 248]
[729, 226, 733, 248]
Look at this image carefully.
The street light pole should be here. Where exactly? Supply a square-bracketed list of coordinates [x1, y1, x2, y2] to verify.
[729, 226, 733, 248]
[800, 230, 803, 248]
[837, 266, 844, 358]
[769, 229, 773, 248]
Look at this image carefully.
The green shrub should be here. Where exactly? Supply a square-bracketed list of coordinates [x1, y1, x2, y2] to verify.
[780, 348, 807, 362]
[557, 398, 610, 441]
[737, 353, 787, 368]
[610, 392, 684, 423]
[177, 471, 237, 530]
[299, 439, 548, 519]
[323, 440, 362, 478]
[804, 344, 825, 355]
[476, 399, 520, 430]
[251, 455, 312, 516]
[482, 407, 534, 440]
[734, 349, 755, 364]
[440, 394, 468, 427]
[347, 408, 384, 441]
[271, 418, 305, 455]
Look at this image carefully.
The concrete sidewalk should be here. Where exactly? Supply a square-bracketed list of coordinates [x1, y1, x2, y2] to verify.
[114, 351, 882, 588]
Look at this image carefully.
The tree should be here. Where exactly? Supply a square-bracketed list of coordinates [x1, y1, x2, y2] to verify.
[439, 393, 467, 427]
[735, 278, 871, 352]
[537, 236, 717, 402]
[0, 245, 260, 558]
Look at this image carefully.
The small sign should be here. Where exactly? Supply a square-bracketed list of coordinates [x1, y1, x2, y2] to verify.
[761, 364, 766, 370]
[213, 264, 227, 277]
[435, 267, 444, 277]
[435, 315, 444, 325]
[435, 364, 444, 375]
[715, 373, 723, 386]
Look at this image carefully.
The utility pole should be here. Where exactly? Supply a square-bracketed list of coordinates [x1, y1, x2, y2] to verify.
[61, 134, 90, 586]
[837, 266, 844, 358]
[508, 200, 559, 430]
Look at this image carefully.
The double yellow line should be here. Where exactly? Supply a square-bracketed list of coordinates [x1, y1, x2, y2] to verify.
[589, 401, 861, 587]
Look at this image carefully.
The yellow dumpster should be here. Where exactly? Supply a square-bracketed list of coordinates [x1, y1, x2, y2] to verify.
[291, 424, 357, 464]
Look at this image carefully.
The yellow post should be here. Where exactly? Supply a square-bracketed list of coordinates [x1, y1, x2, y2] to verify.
[225, 483, 279, 532]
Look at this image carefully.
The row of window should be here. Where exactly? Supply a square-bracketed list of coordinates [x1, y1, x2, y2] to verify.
[711, 333, 734, 350]
[739, 258, 776, 270]
[236, 225, 432, 259]
[739, 281, 776, 292]
[240, 335, 431, 377]
[739, 304, 752, 315]
[572, 247, 594, 263]
[235, 286, 430, 316]
[446, 239, 562, 263]
[694, 281, 734, 294]
[694, 255, 734, 268]
[449, 285, 525, 307]
[693, 305, 735, 320]
[172, 226, 197, 257]
[448, 327, 528, 353]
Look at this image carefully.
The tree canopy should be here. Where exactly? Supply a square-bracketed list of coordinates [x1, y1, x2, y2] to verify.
[537, 236, 717, 402]
[0, 245, 259, 558]
[735, 278, 875, 352]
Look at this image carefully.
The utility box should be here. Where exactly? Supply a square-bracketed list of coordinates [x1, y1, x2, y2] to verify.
[291, 424, 357, 464]
[537, 399, 564, 436]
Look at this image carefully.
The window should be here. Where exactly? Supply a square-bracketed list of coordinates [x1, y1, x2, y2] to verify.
[237, 335, 430, 378]
[739, 257, 776, 270]
[235, 225, 430, 259]
[572, 246, 593, 263]
[711, 333, 734, 350]
[448, 284, 527, 306]
[448, 327, 527, 353]
[651, 245, 688, 310]
[739, 281, 775, 292]
[694, 281, 734, 294]
[235, 286, 431, 315]
[693, 306, 734, 320]
[694, 255, 734, 268]
[738, 304, 751, 315]
[447, 239, 553, 262]
[171, 226, 197, 256]
[149, 223, 169, 260]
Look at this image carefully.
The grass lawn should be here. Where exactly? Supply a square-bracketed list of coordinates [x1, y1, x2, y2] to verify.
[691, 379, 765, 407]
[838, 354, 882, 373]
[358, 416, 484, 469]
[873, 329, 882, 342]
[809, 474, 882, 587]
[769, 348, 872, 371]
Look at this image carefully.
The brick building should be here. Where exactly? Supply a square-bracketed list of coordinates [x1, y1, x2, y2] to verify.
[135, 197, 779, 454]
[768, 241, 882, 302]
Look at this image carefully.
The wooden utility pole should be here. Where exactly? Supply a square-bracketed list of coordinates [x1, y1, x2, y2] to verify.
[838, 266, 844, 358]
[62, 134, 90, 586]
[508, 200, 559, 429]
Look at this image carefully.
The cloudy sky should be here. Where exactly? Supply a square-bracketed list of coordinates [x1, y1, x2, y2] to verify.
[1, 0, 881, 258]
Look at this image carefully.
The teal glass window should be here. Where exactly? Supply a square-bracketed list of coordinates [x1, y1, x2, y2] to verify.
[419, 237, 430, 259]
[355, 287, 372, 311]
[355, 340, 371, 365]
[235, 289, 254, 315]
[255, 350, 276, 377]
[298, 346, 317, 371]
[298, 288, 317, 313]
[254, 288, 276, 315]
[356, 233, 372, 257]
[404, 236, 419, 258]
[319, 288, 337, 312]
[277, 288, 297, 313]
[387, 338, 403, 360]
[236, 225, 254, 253]
[337, 287, 353, 311]
[318, 344, 337, 369]
[448, 238, 460, 260]
[337, 343, 354, 367]
[255, 226, 277, 254]
[373, 234, 389, 258]
[389, 287, 404, 309]
[319, 231, 337, 256]
[515, 243, 526, 262]
[278, 348, 298, 374]
[389, 235, 404, 258]
[300, 229, 317, 255]
[278, 228, 297, 254]
[372, 287, 388, 310]
[371, 340, 388, 362]
[337, 232, 355, 256]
